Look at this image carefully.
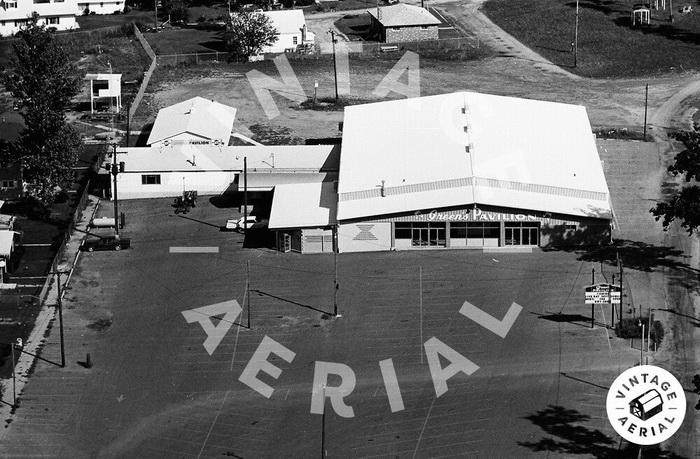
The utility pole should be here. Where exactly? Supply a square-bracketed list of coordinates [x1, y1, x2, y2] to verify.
[246, 260, 251, 329]
[574, 0, 579, 68]
[53, 271, 67, 368]
[11, 341, 16, 406]
[670, 0, 673, 23]
[328, 30, 339, 101]
[333, 226, 338, 317]
[111, 144, 120, 236]
[243, 157, 248, 236]
[643, 83, 649, 140]
[126, 101, 131, 148]
[420, 266, 423, 362]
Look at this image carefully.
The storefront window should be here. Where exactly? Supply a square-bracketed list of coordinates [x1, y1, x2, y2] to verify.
[395, 222, 445, 247]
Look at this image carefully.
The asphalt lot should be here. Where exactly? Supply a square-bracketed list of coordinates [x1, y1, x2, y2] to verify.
[0, 192, 649, 458]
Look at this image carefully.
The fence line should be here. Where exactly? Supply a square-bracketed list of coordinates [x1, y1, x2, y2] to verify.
[155, 35, 481, 67]
[129, 23, 157, 121]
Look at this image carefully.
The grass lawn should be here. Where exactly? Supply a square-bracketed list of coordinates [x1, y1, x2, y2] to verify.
[482, 0, 700, 78]
[143, 25, 227, 55]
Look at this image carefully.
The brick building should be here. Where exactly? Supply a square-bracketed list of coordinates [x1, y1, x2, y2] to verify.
[367, 4, 440, 43]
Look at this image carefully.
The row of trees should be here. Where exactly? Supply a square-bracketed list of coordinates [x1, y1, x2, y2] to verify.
[2, 14, 82, 209]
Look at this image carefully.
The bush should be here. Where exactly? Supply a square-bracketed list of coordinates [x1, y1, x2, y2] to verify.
[615, 316, 664, 349]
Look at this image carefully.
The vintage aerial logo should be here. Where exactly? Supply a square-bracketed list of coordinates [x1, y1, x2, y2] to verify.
[606, 365, 686, 445]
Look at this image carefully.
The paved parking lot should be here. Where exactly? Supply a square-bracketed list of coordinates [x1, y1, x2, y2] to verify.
[0, 193, 648, 458]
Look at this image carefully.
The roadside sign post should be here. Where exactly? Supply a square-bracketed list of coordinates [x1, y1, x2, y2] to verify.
[585, 283, 621, 328]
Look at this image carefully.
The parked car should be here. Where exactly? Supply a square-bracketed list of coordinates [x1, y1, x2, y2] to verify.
[224, 216, 263, 232]
[81, 235, 131, 252]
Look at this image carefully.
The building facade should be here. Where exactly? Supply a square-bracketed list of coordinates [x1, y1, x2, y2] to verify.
[367, 4, 440, 43]
[0, 0, 79, 36]
[268, 91, 614, 253]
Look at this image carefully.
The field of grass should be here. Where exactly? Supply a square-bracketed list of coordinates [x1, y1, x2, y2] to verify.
[482, 0, 700, 78]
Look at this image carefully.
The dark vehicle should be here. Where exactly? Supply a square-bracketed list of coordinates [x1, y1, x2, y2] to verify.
[174, 190, 198, 214]
[81, 236, 131, 252]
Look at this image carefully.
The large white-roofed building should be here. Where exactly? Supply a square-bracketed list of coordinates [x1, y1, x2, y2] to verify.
[268, 91, 613, 253]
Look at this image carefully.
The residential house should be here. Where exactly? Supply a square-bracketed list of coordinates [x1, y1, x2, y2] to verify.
[0, 0, 80, 36]
[259, 9, 314, 53]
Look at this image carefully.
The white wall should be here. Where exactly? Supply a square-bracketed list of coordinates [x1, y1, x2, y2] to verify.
[337, 222, 391, 253]
[115, 170, 238, 199]
[262, 32, 302, 53]
[0, 4, 79, 37]
[77, 0, 123, 15]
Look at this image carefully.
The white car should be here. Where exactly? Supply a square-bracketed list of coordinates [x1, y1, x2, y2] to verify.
[225, 216, 258, 232]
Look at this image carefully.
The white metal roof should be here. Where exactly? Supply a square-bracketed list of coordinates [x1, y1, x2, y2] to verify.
[269, 181, 337, 229]
[0, 231, 15, 258]
[337, 91, 611, 221]
[115, 144, 339, 173]
[367, 4, 441, 27]
[261, 10, 308, 35]
[84, 74, 122, 82]
[146, 97, 238, 146]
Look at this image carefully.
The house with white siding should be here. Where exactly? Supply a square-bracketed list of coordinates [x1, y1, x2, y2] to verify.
[0, 0, 80, 36]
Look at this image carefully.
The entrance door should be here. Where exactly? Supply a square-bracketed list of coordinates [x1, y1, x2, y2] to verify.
[505, 223, 539, 246]
[429, 226, 446, 247]
[412, 226, 429, 246]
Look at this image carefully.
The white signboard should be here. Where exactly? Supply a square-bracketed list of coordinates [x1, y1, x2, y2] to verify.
[585, 283, 621, 304]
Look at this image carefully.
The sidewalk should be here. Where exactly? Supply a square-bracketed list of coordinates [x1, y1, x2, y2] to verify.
[0, 194, 100, 444]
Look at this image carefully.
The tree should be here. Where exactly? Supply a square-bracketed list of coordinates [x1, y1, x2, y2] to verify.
[162, 0, 189, 23]
[2, 14, 82, 207]
[650, 130, 700, 235]
[224, 11, 279, 61]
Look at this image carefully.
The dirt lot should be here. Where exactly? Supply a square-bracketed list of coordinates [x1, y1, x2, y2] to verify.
[144, 53, 694, 145]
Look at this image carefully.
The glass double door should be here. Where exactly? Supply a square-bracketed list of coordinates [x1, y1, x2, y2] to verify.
[504, 223, 539, 246]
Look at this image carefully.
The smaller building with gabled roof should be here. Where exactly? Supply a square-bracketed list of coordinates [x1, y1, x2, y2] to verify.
[367, 4, 440, 43]
[146, 97, 237, 148]
[257, 9, 315, 53]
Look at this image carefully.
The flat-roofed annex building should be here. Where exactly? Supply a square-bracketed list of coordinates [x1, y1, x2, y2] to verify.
[269, 91, 613, 253]
[109, 143, 339, 200]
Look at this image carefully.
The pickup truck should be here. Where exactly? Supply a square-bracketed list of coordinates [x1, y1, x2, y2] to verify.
[81, 235, 131, 252]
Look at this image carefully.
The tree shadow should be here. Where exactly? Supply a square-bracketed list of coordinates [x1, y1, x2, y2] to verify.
[520, 405, 688, 458]
[198, 40, 228, 53]
[543, 236, 700, 292]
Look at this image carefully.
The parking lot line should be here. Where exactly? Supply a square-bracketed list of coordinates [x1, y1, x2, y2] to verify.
[169, 247, 220, 253]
